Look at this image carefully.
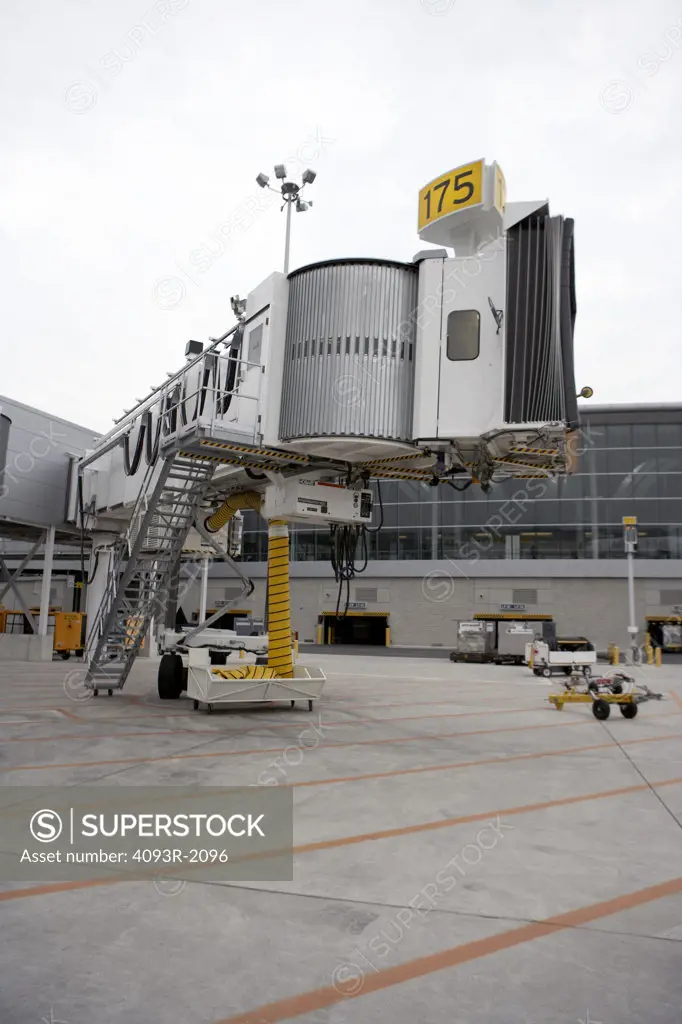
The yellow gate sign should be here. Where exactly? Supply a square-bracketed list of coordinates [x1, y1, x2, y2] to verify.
[418, 158, 484, 232]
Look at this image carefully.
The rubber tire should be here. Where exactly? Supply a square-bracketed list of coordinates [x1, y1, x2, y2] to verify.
[181, 666, 189, 692]
[193, 700, 199, 710]
[207, 704, 213, 714]
[158, 653, 183, 700]
[620, 702, 638, 719]
[107, 690, 113, 697]
[563, 667, 572, 676]
[93, 689, 99, 697]
[592, 699, 611, 720]
[308, 700, 313, 712]
[542, 667, 552, 678]
[60, 651, 71, 661]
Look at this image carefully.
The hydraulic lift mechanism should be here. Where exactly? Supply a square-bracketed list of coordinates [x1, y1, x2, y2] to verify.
[71, 158, 585, 705]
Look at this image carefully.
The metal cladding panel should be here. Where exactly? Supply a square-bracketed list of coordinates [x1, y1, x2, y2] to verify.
[504, 214, 578, 427]
[279, 260, 418, 441]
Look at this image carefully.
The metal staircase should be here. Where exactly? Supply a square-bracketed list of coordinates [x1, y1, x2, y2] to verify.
[84, 453, 216, 694]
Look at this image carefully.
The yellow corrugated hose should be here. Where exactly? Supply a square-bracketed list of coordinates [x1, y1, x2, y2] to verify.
[209, 517, 293, 681]
[264, 519, 293, 678]
[204, 491, 262, 533]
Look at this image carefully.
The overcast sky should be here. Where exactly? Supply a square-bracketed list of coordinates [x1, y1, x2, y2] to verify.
[1, 0, 681, 433]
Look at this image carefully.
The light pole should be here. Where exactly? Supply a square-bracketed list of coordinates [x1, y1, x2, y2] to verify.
[623, 516, 638, 662]
[256, 165, 316, 275]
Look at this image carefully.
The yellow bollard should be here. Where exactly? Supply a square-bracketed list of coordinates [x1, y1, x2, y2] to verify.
[239, 647, 245, 659]
[655, 647, 662, 667]
[646, 645, 654, 666]
[612, 646, 619, 665]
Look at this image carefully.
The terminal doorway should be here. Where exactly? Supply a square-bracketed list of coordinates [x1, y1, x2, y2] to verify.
[321, 612, 389, 646]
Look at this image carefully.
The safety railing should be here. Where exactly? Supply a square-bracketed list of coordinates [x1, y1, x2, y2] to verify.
[80, 326, 263, 472]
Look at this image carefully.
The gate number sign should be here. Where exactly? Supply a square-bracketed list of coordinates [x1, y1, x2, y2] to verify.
[418, 159, 484, 231]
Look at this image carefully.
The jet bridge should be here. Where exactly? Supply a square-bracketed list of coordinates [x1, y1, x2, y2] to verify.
[71, 159, 586, 699]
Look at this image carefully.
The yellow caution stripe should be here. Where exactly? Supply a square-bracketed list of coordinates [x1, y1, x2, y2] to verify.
[509, 447, 560, 456]
[198, 440, 309, 463]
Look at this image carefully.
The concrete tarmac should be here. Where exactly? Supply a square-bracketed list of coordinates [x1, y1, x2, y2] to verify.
[0, 653, 681, 1023]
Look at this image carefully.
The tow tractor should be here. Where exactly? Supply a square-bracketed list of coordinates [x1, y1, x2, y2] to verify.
[547, 671, 665, 720]
[530, 637, 596, 678]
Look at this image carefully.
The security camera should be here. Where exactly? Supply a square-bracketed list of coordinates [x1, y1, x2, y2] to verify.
[256, 172, 269, 188]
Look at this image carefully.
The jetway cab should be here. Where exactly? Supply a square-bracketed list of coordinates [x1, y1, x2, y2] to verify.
[80, 157, 581, 527]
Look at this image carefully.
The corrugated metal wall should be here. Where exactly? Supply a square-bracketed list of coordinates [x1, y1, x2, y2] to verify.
[280, 260, 418, 441]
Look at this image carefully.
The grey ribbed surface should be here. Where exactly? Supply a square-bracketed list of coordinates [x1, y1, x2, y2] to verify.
[505, 215, 574, 425]
[280, 261, 418, 441]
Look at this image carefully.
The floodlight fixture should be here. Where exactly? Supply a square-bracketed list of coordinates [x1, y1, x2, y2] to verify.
[256, 172, 270, 188]
[274, 164, 287, 179]
[301, 168, 316, 185]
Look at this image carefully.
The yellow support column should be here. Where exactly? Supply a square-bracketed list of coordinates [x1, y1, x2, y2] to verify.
[266, 519, 293, 678]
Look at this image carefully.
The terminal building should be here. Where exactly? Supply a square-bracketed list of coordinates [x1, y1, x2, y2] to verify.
[232, 402, 682, 650]
[3, 392, 679, 655]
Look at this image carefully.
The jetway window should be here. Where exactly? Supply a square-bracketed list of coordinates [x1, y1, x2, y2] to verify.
[446, 310, 480, 361]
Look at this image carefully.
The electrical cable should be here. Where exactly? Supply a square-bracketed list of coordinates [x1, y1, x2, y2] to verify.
[329, 523, 369, 618]
[447, 478, 473, 493]
[77, 473, 86, 610]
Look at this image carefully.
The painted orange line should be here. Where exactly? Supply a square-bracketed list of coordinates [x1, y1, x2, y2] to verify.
[0, 703, 547, 744]
[3, 777, 681, 905]
[0, 728, 234, 744]
[287, 731, 682, 791]
[669, 688, 682, 710]
[213, 876, 682, 1023]
[1, 716, 593, 773]
[0, 706, 83, 718]
[67, 705, 548, 728]
[291, 775, 682, 857]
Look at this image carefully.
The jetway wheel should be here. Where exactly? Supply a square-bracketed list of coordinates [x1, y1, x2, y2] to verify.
[158, 653, 183, 700]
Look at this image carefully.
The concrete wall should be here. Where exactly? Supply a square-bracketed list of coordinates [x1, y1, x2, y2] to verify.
[0, 576, 74, 615]
[0, 395, 99, 528]
[178, 565, 682, 651]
